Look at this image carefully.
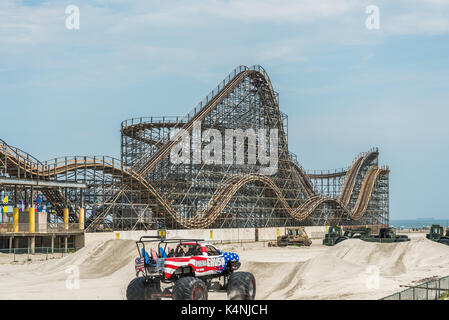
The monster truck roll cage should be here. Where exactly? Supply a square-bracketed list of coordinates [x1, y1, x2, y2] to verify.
[136, 236, 239, 283]
[136, 236, 209, 279]
[128, 236, 256, 300]
[136, 235, 205, 258]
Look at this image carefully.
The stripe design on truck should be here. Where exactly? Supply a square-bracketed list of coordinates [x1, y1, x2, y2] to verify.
[163, 256, 226, 278]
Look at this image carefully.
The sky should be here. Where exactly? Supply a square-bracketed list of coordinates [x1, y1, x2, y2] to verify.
[0, 0, 448, 219]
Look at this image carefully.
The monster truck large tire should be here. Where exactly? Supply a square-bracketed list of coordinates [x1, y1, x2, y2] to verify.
[126, 277, 147, 300]
[172, 277, 208, 300]
[126, 277, 161, 300]
[227, 272, 256, 300]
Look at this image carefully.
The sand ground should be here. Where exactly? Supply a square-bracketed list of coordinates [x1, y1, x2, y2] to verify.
[1, 232, 449, 300]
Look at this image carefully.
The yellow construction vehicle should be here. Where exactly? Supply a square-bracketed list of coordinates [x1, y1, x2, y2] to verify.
[268, 227, 312, 247]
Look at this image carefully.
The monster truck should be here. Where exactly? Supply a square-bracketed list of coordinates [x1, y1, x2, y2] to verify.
[126, 236, 256, 300]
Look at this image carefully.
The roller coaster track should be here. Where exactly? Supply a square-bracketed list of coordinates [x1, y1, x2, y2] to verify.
[163, 165, 388, 228]
[1, 135, 388, 228]
[289, 161, 317, 198]
[87, 66, 277, 229]
[131, 67, 276, 176]
[91, 65, 389, 229]
[0, 139, 74, 220]
[0, 65, 389, 229]
[0, 139, 153, 221]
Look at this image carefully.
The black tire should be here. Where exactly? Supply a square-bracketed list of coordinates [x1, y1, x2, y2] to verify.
[126, 277, 161, 300]
[172, 277, 208, 300]
[395, 236, 410, 242]
[227, 272, 256, 300]
[335, 237, 347, 245]
[126, 277, 147, 300]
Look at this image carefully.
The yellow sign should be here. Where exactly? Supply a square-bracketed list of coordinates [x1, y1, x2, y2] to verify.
[325, 226, 328, 232]
[210, 230, 214, 239]
[115, 233, 120, 239]
[2, 206, 8, 214]
[276, 228, 280, 236]
[2, 196, 8, 204]
[157, 229, 166, 239]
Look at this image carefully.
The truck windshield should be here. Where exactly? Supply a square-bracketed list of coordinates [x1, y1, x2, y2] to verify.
[175, 244, 202, 257]
[206, 245, 220, 256]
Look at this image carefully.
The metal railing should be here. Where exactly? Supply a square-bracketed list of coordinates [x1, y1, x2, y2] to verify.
[381, 275, 449, 300]
[0, 247, 82, 263]
[0, 223, 83, 234]
[89, 218, 383, 231]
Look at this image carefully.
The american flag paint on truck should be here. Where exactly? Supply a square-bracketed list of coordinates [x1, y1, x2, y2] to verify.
[134, 242, 239, 279]
[128, 236, 254, 300]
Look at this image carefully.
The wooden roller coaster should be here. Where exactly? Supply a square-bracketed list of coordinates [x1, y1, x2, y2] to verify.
[0, 65, 389, 230]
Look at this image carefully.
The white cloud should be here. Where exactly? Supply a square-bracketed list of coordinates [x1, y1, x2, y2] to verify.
[119, 0, 359, 28]
[1, 0, 449, 89]
[0, 4, 59, 47]
[384, 12, 449, 35]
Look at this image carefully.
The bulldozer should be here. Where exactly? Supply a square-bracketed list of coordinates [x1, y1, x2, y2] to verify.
[426, 225, 449, 245]
[328, 227, 372, 245]
[324, 226, 410, 245]
[268, 227, 312, 247]
[362, 227, 410, 243]
[323, 226, 343, 246]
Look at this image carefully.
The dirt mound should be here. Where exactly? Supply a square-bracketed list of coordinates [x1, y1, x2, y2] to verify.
[330, 238, 449, 276]
[39, 239, 136, 279]
[241, 239, 449, 300]
[78, 240, 136, 278]
[242, 252, 396, 300]
[240, 261, 304, 299]
[2, 237, 449, 300]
